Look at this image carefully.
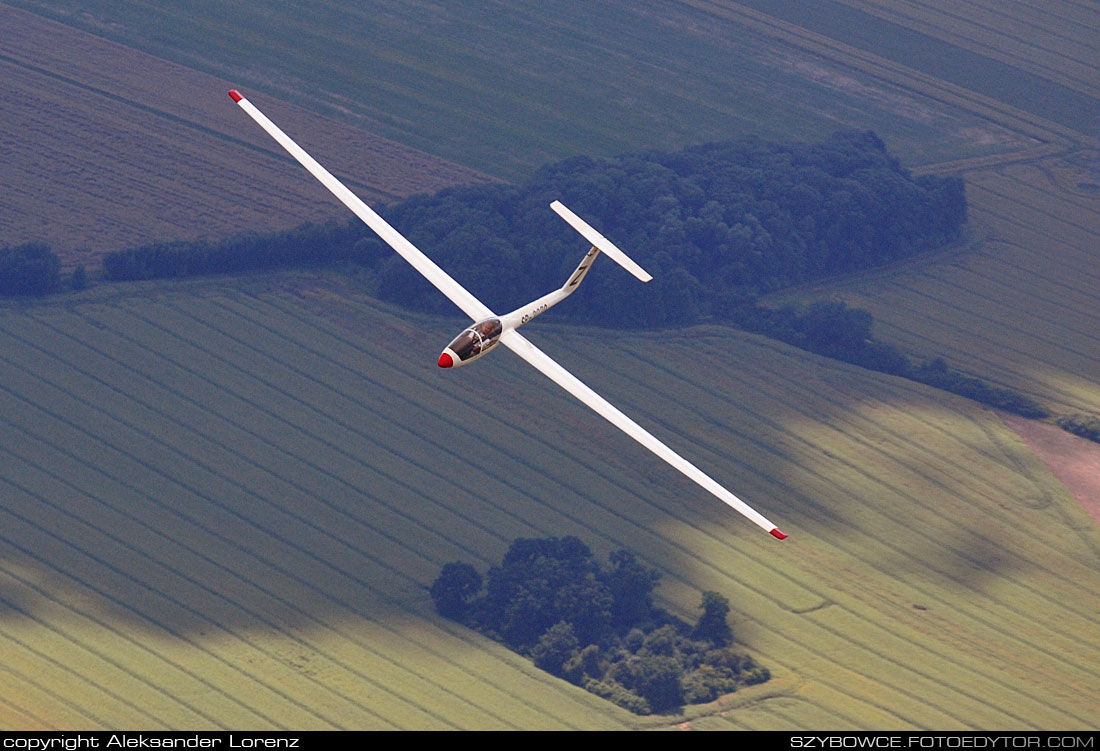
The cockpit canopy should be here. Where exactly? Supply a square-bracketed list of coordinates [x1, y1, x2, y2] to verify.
[446, 317, 503, 362]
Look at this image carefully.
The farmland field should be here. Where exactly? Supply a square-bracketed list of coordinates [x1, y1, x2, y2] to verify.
[0, 273, 1097, 729]
[0, 6, 491, 268]
[730, 0, 1100, 134]
[829, 0, 1100, 99]
[4, 0, 1047, 179]
[778, 154, 1100, 416]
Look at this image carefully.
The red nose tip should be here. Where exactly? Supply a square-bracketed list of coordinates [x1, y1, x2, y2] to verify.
[438, 352, 453, 368]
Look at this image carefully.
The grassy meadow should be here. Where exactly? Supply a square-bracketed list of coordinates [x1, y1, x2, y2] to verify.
[0, 273, 1096, 729]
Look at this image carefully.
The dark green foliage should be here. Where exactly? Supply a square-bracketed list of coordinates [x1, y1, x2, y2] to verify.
[428, 562, 482, 620]
[1056, 414, 1100, 443]
[71, 264, 88, 291]
[98, 130, 965, 329]
[371, 130, 966, 326]
[737, 303, 1048, 419]
[682, 664, 739, 704]
[430, 537, 770, 715]
[0, 242, 61, 296]
[102, 221, 378, 281]
[683, 650, 771, 703]
[693, 591, 733, 647]
[562, 644, 604, 686]
[600, 550, 662, 630]
[911, 358, 1050, 418]
[584, 678, 651, 715]
[531, 622, 580, 677]
[90, 127, 1023, 420]
[607, 653, 684, 714]
[478, 536, 611, 649]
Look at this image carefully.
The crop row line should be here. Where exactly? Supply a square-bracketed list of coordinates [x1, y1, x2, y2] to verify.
[247, 292, 1064, 721]
[862, 0, 1100, 91]
[0, 437, 482, 729]
[582, 342, 1097, 723]
[104, 293, 907, 726]
[236, 285, 968, 721]
[0, 322, 574, 728]
[571, 337, 1100, 668]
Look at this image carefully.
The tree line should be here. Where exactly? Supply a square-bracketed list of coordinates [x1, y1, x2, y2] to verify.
[101, 220, 381, 281]
[8, 131, 1046, 418]
[735, 301, 1050, 419]
[1056, 414, 1100, 443]
[431, 536, 770, 715]
[98, 129, 966, 327]
[358, 129, 968, 326]
[0, 242, 62, 295]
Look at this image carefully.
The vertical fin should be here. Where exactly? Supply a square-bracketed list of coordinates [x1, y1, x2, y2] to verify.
[564, 246, 600, 290]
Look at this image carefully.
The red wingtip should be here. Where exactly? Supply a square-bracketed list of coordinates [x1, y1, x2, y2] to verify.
[438, 352, 453, 368]
[770, 528, 787, 540]
[228, 89, 244, 102]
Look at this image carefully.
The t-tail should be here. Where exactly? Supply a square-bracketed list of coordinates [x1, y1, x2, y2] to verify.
[441, 201, 651, 368]
[498, 201, 651, 331]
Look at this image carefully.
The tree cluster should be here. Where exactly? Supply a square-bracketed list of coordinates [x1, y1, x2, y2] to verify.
[0, 242, 61, 296]
[100, 130, 966, 331]
[90, 129, 1039, 418]
[430, 537, 769, 715]
[735, 302, 1049, 419]
[32, 127, 1043, 419]
[909, 357, 1049, 418]
[368, 130, 966, 326]
[1056, 413, 1100, 443]
[102, 221, 384, 281]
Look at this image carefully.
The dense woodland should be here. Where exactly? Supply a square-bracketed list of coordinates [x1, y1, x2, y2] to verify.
[431, 537, 770, 714]
[7, 131, 1048, 418]
[370, 130, 966, 325]
[0, 242, 61, 295]
[100, 130, 966, 326]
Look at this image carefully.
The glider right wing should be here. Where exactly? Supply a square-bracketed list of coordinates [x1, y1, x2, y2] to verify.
[229, 89, 786, 539]
[500, 329, 787, 539]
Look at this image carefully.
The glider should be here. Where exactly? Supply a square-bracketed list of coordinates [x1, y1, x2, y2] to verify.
[228, 89, 786, 539]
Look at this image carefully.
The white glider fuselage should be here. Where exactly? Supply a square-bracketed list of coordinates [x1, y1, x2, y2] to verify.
[438, 246, 599, 369]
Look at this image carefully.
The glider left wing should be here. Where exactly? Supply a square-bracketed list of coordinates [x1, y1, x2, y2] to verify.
[500, 329, 787, 539]
[228, 90, 493, 322]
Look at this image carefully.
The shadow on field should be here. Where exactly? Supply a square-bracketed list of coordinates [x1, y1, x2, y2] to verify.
[0, 280, 1094, 734]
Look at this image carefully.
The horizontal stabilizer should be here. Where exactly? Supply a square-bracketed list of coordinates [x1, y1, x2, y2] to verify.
[551, 201, 652, 283]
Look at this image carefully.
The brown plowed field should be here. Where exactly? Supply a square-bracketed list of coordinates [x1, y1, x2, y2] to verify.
[0, 6, 492, 270]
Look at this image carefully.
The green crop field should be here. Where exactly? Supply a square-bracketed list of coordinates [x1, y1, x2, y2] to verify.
[830, 0, 1100, 98]
[781, 155, 1100, 415]
[5, 0, 1046, 179]
[0, 273, 1097, 729]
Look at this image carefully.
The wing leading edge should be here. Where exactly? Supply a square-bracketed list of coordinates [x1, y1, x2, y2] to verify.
[228, 90, 492, 322]
[500, 330, 786, 539]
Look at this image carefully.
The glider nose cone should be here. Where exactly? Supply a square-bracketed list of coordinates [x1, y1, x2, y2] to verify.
[438, 351, 454, 368]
